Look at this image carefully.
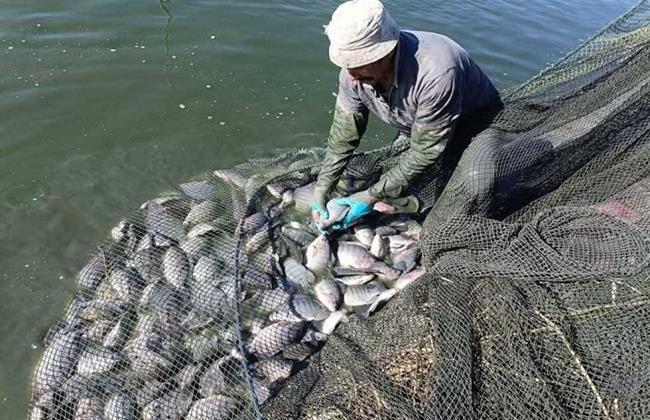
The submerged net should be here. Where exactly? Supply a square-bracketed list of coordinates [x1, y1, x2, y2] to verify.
[29, 2, 650, 419]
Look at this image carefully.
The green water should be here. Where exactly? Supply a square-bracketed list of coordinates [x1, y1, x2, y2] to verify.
[0, 0, 637, 416]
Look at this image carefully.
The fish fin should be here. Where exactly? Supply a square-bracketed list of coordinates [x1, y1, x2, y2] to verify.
[363, 289, 398, 318]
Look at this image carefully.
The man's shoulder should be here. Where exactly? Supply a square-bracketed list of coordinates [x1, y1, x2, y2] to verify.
[402, 30, 457, 45]
[400, 30, 467, 77]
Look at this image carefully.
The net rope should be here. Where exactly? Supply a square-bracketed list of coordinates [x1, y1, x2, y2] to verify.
[29, 2, 650, 419]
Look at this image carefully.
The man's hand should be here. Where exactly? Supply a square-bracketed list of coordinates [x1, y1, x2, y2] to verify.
[311, 192, 330, 227]
[331, 189, 378, 230]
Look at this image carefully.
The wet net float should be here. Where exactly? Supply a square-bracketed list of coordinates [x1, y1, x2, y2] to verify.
[29, 2, 650, 419]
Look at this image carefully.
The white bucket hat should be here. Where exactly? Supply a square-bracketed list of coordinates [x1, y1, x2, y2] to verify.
[325, 0, 400, 69]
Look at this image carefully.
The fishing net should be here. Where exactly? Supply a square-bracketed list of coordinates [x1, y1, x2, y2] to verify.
[29, 1, 650, 419]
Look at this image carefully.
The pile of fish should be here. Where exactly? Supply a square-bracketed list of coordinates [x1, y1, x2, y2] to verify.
[30, 170, 426, 420]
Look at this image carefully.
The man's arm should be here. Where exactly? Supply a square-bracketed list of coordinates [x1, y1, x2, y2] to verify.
[368, 68, 462, 199]
[314, 69, 369, 202]
[314, 104, 369, 200]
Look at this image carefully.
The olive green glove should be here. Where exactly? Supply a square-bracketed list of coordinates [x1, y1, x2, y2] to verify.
[368, 122, 456, 199]
[313, 103, 369, 211]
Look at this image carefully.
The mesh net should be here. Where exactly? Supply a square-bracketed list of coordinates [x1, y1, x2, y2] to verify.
[29, 2, 650, 419]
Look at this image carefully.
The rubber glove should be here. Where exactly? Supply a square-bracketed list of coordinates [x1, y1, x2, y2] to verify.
[330, 190, 377, 230]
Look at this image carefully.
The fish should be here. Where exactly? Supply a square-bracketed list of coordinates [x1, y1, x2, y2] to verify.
[269, 294, 330, 322]
[374, 226, 397, 237]
[80, 299, 128, 322]
[213, 169, 248, 188]
[282, 257, 315, 290]
[276, 235, 303, 262]
[336, 241, 376, 271]
[282, 342, 317, 362]
[392, 247, 421, 273]
[179, 180, 217, 201]
[83, 320, 113, 343]
[191, 281, 232, 316]
[77, 347, 123, 376]
[252, 377, 272, 405]
[281, 225, 315, 247]
[104, 393, 138, 420]
[317, 199, 350, 229]
[266, 173, 313, 199]
[199, 356, 235, 397]
[184, 200, 220, 228]
[280, 182, 316, 213]
[243, 212, 268, 235]
[132, 313, 160, 338]
[241, 288, 290, 323]
[369, 234, 388, 259]
[139, 283, 173, 310]
[336, 242, 400, 280]
[163, 247, 191, 288]
[250, 357, 294, 385]
[110, 219, 129, 243]
[29, 392, 58, 420]
[262, 201, 283, 220]
[333, 273, 375, 286]
[363, 289, 398, 318]
[343, 281, 387, 307]
[386, 234, 417, 253]
[180, 236, 211, 262]
[301, 329, 328, 346]
[193, 255, 222, 283]
[175, 363, 201, 391]
[153, 234, 172, 248]
[136, 233, 155, 252]
[60, 373, 124, 400]
[305, 235, 331, 273]
[187, 221, 221, 238]
[244, 226, 270, 255]
[102, 316, 131, 350]
[185, 395, 239, 420]
[330, 266, 367, 277]
[144, 199, 184, 242]
[142, 390, 193, 420]
[320, 310, 347, 334]
[314, 279, 342, 312]
[109, 269, 144, 302]
[391, 219, 423, 240]
[354, 227, 375, 248]
[32, 328, 84, 397]
[78, 253, 107, 291]
[74, 397, 104, 420]
[127, 347, 172, 379]
[392, 266, 426, 290]
[242, 264, 274, 289]
[248, 322, 305, 358]
[128, 248, 164, 284]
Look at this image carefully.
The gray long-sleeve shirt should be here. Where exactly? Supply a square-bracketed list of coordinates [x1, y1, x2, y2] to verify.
[316, 30, 498, 200]
[336, 30, 498, 134]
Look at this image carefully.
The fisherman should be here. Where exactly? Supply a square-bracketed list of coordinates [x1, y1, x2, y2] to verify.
[312, 0, 501, 230]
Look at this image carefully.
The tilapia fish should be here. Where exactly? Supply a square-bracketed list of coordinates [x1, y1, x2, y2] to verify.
[336, 242, 400, 280]
[305, 235, 331, 273]
[269, 294, 330, 322]
[317, 199, 350, 229]
[248, 322, 305, 358]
